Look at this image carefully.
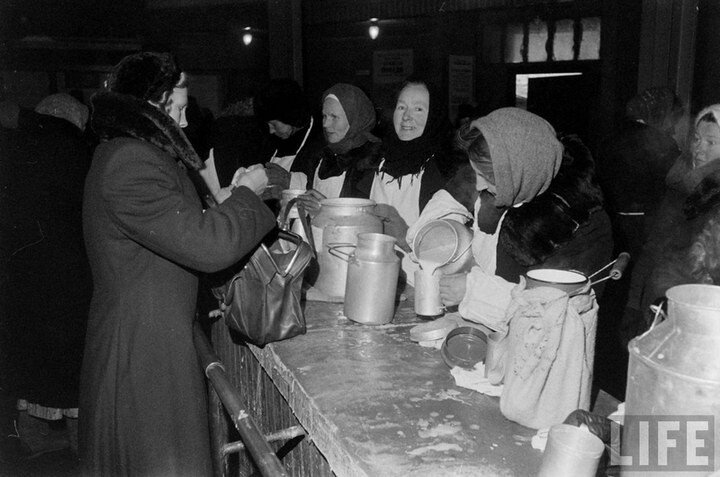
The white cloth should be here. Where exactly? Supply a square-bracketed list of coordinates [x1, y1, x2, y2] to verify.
[370, 167, 426, 283]
[370, 168, 424, 228]
[200, 149, 222, 198]
[313, 164, 346, 200]
[450, 364, 503, 397]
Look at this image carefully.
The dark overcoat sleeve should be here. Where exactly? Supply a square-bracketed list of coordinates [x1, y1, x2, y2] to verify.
[100, 141, 276, 273]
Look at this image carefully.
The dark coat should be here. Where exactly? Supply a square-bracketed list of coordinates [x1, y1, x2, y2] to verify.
[80, 92, 275, 476]
[623, 166, 720, 340]
[597, 119, 681, 254]
[447, 134, 614, 291]
[1, 112, 93, 408]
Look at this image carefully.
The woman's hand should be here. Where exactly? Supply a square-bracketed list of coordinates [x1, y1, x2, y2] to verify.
[296, 189, 326, 216]
[374, 203, 411, 251]
[439, 272, 468, 306]
[231, 164, 268, 195]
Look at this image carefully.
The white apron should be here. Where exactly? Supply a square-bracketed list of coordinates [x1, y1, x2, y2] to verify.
[312, 162, 346, 200]
[270, 116, 314, 190]
[370, 165, 425, 285]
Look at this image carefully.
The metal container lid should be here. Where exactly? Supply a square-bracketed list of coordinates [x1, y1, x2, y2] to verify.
[409, 316, 459, 342]
[441, 326, 488, 369]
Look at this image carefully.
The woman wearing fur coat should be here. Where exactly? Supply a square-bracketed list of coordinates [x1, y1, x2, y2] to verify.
[407, 107, 613, 330]
[80, 52, 276, 475]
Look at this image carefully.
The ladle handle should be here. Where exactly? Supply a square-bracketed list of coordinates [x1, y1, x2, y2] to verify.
[609, 252, 631, 280]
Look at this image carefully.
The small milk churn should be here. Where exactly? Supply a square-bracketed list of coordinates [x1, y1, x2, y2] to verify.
[344, 233, 400, 325]
[310, 198, 383, 299]
[622, 284, 720, 476]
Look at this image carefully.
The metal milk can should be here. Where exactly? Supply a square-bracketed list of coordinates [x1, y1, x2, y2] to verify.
[343, 233, 400, 325]
[310, 198, 383, 299]
[623, 284, 720, 475]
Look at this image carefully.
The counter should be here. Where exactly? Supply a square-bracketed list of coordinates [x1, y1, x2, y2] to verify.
[210, 293, 546, 476]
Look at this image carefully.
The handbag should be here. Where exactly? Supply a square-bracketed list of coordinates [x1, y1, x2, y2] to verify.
[213, 229, 313, 347]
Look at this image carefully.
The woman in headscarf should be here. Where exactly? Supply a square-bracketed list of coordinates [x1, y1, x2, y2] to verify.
[624, 104, 720, 341]
[369, 78, 449, 232]
[408, 107, 612, 330]
[294, 83, 382, 213]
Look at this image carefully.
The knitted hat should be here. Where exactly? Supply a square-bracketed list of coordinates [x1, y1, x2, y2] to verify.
[471, 107, 563, 208]
[254, 78, 310, 128]
[35, 93, 89, 130]
[106, 52, 181, 103]
[626, 87, 683, 130]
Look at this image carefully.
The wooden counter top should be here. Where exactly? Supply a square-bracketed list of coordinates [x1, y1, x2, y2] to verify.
[235, 296, 544, 477]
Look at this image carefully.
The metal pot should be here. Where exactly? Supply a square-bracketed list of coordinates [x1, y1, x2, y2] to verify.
[309, 198, 383, 299]
[343, 233, 400, 325]
[623, 284, 720, 474]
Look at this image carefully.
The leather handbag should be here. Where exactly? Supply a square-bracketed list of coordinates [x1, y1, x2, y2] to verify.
[213, 229, 313, 347]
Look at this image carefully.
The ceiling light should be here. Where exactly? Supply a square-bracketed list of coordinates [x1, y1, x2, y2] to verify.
[242, 27, 253, 46]
[368, 18, 379, 40]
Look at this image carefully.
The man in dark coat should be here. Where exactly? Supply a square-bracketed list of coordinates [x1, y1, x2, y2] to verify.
[79, 52, 276, 476]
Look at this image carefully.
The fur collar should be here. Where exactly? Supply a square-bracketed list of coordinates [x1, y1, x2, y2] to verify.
[446, 134, 604, 266]
[684, 169, 720, 220]
[90, 91, 204, 170]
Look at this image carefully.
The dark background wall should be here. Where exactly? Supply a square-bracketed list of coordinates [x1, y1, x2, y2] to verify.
[0, 0, 713, 153]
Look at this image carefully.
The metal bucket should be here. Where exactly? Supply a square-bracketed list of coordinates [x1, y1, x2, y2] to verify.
[309, 198, 383, 300]
[343, 233, 400, 325]
[411, 219, 474, 275]
[623, 284, 720, 475]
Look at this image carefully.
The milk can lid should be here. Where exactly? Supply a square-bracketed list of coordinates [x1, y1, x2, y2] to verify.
[409, 316, 459, 342]
[441, 326, 488, 369]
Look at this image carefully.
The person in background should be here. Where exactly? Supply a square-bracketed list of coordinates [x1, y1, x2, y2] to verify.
[79, 52, 276, 476]
[254, 78, 321, 196]
[594, 87, 683, 398]
[408, 107, 612, 331]
[597, 87, 683, 260]
[294, 83, 382, 214]
[370, 78, 449, 248]
[624, 104, 720, 341]
[1, 93, 92, 457]
[206, 96, 267, 186]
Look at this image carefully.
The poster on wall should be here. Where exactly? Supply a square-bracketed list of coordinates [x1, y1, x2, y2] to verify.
[448, 55, 475, 123]
[373, 49, 414, 85]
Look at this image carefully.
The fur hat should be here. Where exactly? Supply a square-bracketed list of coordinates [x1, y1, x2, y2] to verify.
[254, 78, 309, 128]
[35, 93, 89, 130]
[106, 52, 181, 103]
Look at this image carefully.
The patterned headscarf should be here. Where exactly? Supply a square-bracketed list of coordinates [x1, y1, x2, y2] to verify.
[35, 93, 89, 131]
[470, 107, 563, 208]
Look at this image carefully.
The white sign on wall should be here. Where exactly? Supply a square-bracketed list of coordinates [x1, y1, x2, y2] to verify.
[448, 55, 475, 120]
[373, 49, 414, 85]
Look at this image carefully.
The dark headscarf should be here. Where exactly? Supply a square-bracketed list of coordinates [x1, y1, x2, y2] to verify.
[380, 78, 450, 178]
[626, 87, 683, 131]
[317, 84, 380, 180]
[254, 78, 310, 128]
[323, 83, 378, 155]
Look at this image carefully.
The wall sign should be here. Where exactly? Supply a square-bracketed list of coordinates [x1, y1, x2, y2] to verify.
[373, 49, 414, 85]
[448, 55, 475, 121]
